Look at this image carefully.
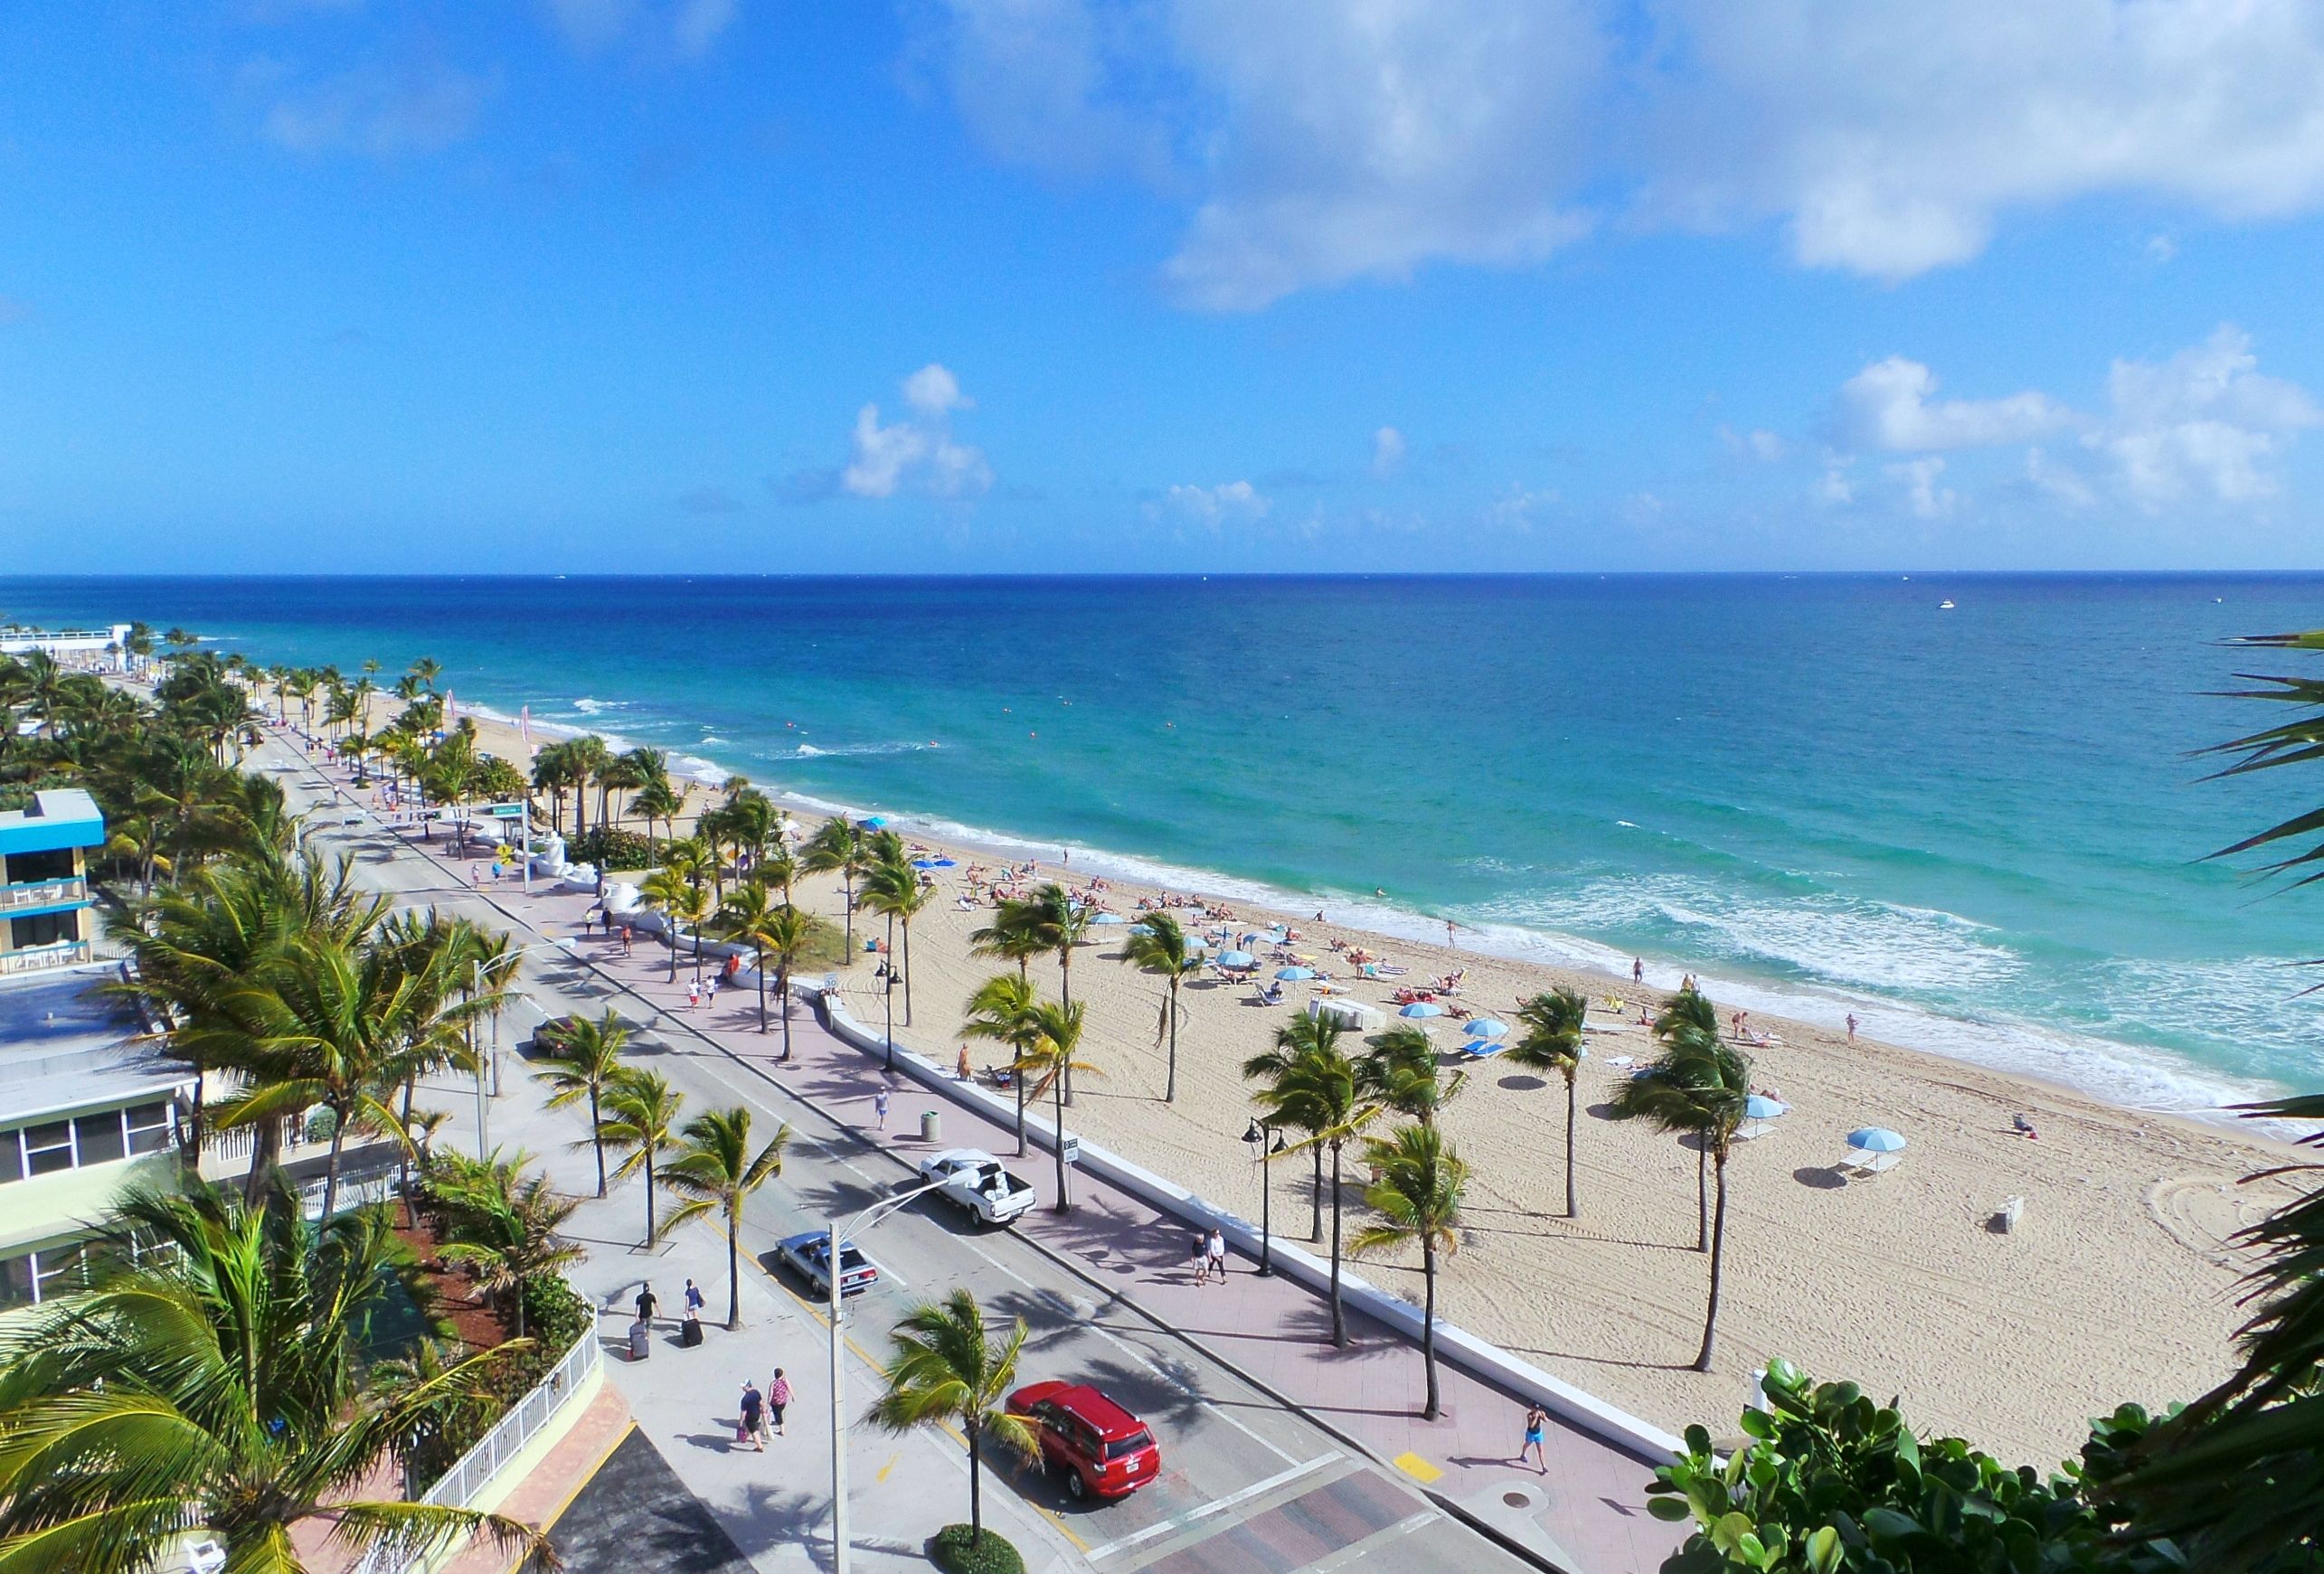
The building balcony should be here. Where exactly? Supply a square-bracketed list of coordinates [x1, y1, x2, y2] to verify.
[0, 877, 87, 914]
[0, 940, 94, 976]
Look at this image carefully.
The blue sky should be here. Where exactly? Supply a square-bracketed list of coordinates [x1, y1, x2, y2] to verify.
[4, 0, 2323, 572]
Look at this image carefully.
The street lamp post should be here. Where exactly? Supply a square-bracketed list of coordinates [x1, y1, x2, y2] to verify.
[882, 970, 900, 1072]
[1242, 1120, 1290, 1277]
[830, 1177, 948, 1574]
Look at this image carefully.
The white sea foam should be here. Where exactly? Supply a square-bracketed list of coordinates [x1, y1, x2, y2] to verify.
[571, 697, 625, 714]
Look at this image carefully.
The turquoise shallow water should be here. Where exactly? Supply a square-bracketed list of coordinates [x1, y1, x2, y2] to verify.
[6, 572, 2320, 1113]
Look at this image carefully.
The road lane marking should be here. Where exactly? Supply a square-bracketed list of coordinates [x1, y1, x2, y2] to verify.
[1081, 1452, 1340, 1561]
[1391, 1451, 1443, 1484]
[1304, 1510, 1441, 1572]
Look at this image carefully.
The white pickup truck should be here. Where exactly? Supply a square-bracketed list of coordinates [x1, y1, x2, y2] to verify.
[917, 1148, 1038, 1227]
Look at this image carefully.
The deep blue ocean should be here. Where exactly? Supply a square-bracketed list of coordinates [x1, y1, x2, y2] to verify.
[8, 573, 2321, 1112]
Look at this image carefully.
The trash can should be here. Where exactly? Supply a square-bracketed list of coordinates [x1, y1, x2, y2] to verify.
[921, 1109, 940, 1144]
[628, 1321, 651, 1362]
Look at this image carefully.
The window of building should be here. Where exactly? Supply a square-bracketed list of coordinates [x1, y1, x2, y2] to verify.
[125, 1103, 174, 1156]
[31, 1246, 85, 1301]
[74, 1111, 126, 1165]
[0, 1255, 32, 1307]
[8, 909, 80, 950]
[22, 1121, 73, 1175]
[4, 848, 76, 883]
[0, 1136, 20, 1184]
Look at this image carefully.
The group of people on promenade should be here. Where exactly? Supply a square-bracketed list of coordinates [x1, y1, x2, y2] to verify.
[630, 1280, 795, 1453]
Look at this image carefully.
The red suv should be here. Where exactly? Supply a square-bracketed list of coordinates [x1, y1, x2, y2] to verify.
[1006, 1381, 1161, 1501]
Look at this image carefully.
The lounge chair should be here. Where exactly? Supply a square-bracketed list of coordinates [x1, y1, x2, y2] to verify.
[1735, 1118, 1778, 1141]
[1834, 1149, 1904, 1179]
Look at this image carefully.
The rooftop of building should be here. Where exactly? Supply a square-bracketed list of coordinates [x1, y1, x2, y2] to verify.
[0, 964, 186, 1127]
[0, 789, 105, 856]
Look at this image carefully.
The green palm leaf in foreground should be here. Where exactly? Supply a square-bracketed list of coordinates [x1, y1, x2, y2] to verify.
[867, 1288, 1037, 1544]
[0, 1181, 548, 1574]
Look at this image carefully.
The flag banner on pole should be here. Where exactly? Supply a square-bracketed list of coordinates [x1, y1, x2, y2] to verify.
[519, 704, 535, 758]
[444, 691, 457, 728]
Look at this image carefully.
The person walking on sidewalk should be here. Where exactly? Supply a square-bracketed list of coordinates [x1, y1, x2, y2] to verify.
[1517, 1404, 1549, 1473]
[684, 1278, 705, 1319]
[873, 1087, 891, 1130]
[1187, 1232, 1207, 1285]
[739, 1381, 766, 1452]
[635, 1282, 659, 1327]
[1205, 1228, 1228, 1283]
[768, 1369, 791, 1437]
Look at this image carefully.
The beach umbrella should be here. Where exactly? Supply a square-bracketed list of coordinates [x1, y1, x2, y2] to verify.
[911, 857, 956, 870]
[1274, 966, 1316, 981]
[1399, 1001, 1446, 1018]
[1463, 1017, 1509, 1038]
[861, 815, 887, 829]
[1846, 1126, 1906, 1153]
[1217, 950, 1256, 968]
[1090, 911, 1127, 926]
[1744, 1095, 1788, 1119]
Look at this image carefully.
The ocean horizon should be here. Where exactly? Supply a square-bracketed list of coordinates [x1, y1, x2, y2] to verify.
[8, 570, 2321, 1117]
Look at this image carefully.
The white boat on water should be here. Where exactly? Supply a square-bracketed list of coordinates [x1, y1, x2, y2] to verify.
[1940, 598, 1956, 609]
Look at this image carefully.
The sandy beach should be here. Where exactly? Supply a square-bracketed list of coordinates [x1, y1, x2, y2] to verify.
[337, 691, 2302, 1466]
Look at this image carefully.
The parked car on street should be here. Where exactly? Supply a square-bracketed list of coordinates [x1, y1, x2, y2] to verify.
[917, 1148, 1037, 1226]
[1006, 1381, 1161, 1501]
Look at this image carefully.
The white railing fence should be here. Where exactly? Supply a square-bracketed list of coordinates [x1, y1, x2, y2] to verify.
[350, 1290, 602, 1574]
[0, 940, 92, 975]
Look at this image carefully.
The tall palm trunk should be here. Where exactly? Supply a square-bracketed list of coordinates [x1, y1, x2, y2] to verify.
[1060, 948, 1074, 1105]
[1563, 1070, 1579, 1219]
[778, 966, 793, 1061]
[319, 1106, 348, 1221]
[1327, 1139, 1346, 1347]
[1014, 1069, 1027, 1157]
[642, 1140, 659, 1246]
[1421, 1239, 1441, 1418]
[883, 914, 897, 1071]
[1696, 1143, 1709, 1252]
[901, 917, 913, 1025]
[725, 1207, 742, 1329]
[1310, 1145, 1325, 1243]
[755, 944, 768, 1032]
[1164, 980, 1180, 1102]
[967, 1429, 985, 1537]
[1053, 1072, 1072, 1212]
[1695, 1152, 1729, 1372]
[589, 1086, 607, 1197]
[842, 871, 855, 947]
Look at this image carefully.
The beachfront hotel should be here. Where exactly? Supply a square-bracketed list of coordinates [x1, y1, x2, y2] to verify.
[0, 788, 104, 976]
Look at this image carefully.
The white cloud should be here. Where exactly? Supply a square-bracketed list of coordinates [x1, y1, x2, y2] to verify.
[1371, 425, 1407, 477]
[1483, 485, 1553, 532]
[840, 363, 995, 500]
[260, 56, 491, 158]
[1814, 459, 1855, 506]
[1826, 325, 2319, 516]
[1164, 479, 1270, 527]
[1884, 457, 1955, 519]
[1838, 357, 2072, 451]
[921, 0, 2324, 307]
[2094, 326, 2322, 508]
[2146, 232, 2179, 264]
[543, 0, 740, 57]
[1720, 424, 1787, 461]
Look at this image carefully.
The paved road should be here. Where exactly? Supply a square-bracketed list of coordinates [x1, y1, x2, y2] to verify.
[258, 740, 1539, 1574]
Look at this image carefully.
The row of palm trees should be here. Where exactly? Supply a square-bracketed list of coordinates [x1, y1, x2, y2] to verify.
[531, 1010, 790, 1329]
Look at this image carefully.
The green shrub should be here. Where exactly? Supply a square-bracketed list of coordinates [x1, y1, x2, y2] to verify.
[927, 1525, 1023, 1574]
[303, 1107, 338, 1145]
[567, 826, 659, 872]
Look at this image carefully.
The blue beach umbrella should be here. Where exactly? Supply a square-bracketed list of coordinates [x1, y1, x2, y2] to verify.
[1745, 1096, 1788, 1119]
[1846, 1126, 1906, 1153]
[1274, 966, 1316, 981]
[1217, 950, 1256, 968]
[1463, 1017, 1509, 1038]
[861, 815, 887, 829]
[1399, 1001, 1445, 1018]
[911, 857, 956, 870]
[1090, 911, 1127, 926]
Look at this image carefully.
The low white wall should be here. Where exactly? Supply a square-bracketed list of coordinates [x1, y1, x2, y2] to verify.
[805, 985, 1685, 1465]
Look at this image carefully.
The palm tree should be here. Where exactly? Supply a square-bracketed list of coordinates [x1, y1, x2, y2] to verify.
[1507, 987, 1589, 1218]
[1244, 1013, 1347, 1244]
[600, 1066, 684, 1248]
[639, 865, 696, 982]
[803, 817, 867, 948]
[970, 898, 1048, 983]
[1016, 999, 1099, 1211]
[427, 1151, 586, 1341]
[1351, 1124, 1469, 1418]
[717, 879, 787, 1034]
[533, 1009, 629, 1197]
[963, 973, 1043, 1156]
[1251, 1019, 1378, 1348]
[1653, 985, 1725, 1249]
[868, 1289, 1037, 1548]
[1120, 910, 1201, 1102]
[0, 1180, 547, 1574]
[1610, 1020, 1750, 1371]
[658, 1106, 790, 1329]
[864, 856, 934, 1027]
[1357, 1023, 1466, 1126]
[212, 930, 487, 1220]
